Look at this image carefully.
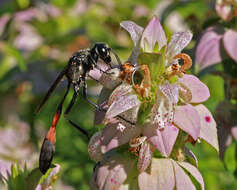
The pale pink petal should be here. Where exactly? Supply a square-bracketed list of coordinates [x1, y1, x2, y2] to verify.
[171, 160, 196, 190]
[178, 82, 192, 103]
[118, 104, 140, 125]
[184, 147, 198, 167]
[100, 124, 141, 153]
[144, 124, 179, 157]
[178, 162, 205, 190]
[105, 94, 140, 120]
[174, 104, 200, 140]
[91, 163, 109, 189]
[195, 27, 224, 71]
[223, 30, 237, 62]
[150, 89, 174, 129]
[91, 152, 135, 190]
[159, 81, 179, 104]
[140, 16, 167, 52]
[99, 68, 122, 89]
[120, 21, 144, 46]
[195, 104, 219, 152]
[137, 141, 154, 172]
[88, 131, 104, 161]
[216, 3, 233, 21]
[179, 74, 210, 103]
[138, 158, 175, 190]
[14, 24, 43, 51]
[108, 83, 134, 106]
[167, 31, 193, 58]
[89, 62, 109, 81]
[231, 126, 237, 141]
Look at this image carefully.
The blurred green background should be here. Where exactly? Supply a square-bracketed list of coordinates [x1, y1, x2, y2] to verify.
[0, 0, 236, 189]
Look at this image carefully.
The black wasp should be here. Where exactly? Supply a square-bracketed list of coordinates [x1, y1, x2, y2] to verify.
[37, 43, 121, 174]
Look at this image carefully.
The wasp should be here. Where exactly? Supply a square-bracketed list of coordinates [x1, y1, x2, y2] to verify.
[37, 43, 121, 174]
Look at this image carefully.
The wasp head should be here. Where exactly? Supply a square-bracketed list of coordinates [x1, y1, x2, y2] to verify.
[93, 43, 112, 64]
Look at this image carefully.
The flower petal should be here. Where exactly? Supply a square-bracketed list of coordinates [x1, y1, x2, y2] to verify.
[179, 74, 210, 103]
[178, 162, 205, 190]
[138, 158, 175, 190]
[160, 81, 179, 104]
[105, 94, 140, 120]
[99, 68, 122, 89]
[108, 83, 134, 106]
[223, 29, 237, 62]
[105, 83, 140, 120]
[216, 3, 233, 21]
[150, 88, 174, 129]
[140, 16, 167, 52]
[171, 160, 196, 190]
[195, 26, 224, 71]
[120, 21, 144, 46]
[194, 104, 219, 152]
[167, 31, 192, 58]
[174, 104, 200, 140]
[144, 124, 179, 157]
[231, 126, 237, 141]
[94, 87, 113, 125]
[137, 141, 154, 172]
[88, 131, 104, 161]
[91, 151, 135, 190]
[100, 124, 141, 153]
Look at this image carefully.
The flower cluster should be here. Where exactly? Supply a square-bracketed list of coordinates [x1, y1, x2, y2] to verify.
[195, 1, 237, 160]
[89, 16, 218, 190]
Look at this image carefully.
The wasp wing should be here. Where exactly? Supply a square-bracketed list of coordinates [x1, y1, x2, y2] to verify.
[36, 68, 67, 113]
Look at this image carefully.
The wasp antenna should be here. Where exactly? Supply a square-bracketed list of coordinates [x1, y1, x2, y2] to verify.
[111, 49, 122, 66]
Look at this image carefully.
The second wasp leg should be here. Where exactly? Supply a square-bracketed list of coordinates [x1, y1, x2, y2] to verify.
[64, 90, 89, 140]
[82, 78, 100, 110]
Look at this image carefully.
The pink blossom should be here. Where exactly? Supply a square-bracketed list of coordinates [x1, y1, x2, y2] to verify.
[90, 16, 218, 190]
[216, 0, 237, 21]
[195, 26, 237, 72]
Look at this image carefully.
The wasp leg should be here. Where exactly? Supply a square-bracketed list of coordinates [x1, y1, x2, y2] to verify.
[86, 76, 135, 125]
[82, 78, 100, 110]
[116, 115, 136, 126]
[36, 67, 67, 113]
[63, 88, 90, 140]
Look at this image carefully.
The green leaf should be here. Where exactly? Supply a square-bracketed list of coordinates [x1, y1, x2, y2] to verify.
[224, 142, 237, 175]
[137, 102, 153, 125]
[138, 52, 165, 82]
[0, 43, 26, 71]
[16, 0, 29, 9]
[25, 168, 42, 190]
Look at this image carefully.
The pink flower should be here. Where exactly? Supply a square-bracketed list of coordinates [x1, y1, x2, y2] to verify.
[90, 16, 218, 190]
[195, 26, 237, 72]
[216, 0, 237, 21]
[91, 151, 204, 190]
